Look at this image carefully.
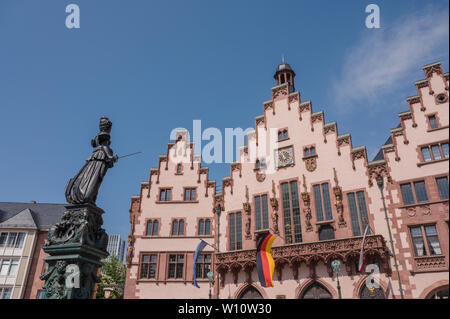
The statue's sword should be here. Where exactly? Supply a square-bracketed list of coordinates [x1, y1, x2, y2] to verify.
[118, 152, 142, 159]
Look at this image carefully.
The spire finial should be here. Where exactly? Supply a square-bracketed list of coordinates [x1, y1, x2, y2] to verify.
[282, 54, 285, 64]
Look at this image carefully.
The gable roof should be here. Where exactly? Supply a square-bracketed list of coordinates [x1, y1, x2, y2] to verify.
[0, 208, 37, 229]
[0, 202, 66, 231]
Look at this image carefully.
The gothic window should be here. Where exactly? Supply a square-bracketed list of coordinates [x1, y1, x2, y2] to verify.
[436, 176, 449, 199]
[300, 282, 332, 299]
[146, 220, 159, 236]
[254, 194, 269, 230]
[313, 183, 333, 221]
[318, 225, 335, 241]
[278, 129, 288, 141]
[171, 219, 185, 236]
[195, 254, 212, 279]
[304, 146, 316, 157]
[239, 286, 264, 299]
[255, 159, 266, 170]
[167, 254, 184, 279]
[281, 181, 302, 243]
[347, 191, 370, 236]
[140, 254, 157, 279]
[198, 219, 211, 235]
[184, 188, 196, 201]
[159, 188, 172, 201]
[229, 212, 242, 250]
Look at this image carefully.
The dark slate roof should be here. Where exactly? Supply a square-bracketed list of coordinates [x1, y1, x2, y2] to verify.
[0, 202, 66, 231]
[372, 123, 401, 162]
[274, 63, 296, 78]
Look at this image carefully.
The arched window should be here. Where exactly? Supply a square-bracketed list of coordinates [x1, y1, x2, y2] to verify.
[238, 286, 264, 299]
[172, 220, 178, 235]
[146, 220, 159, 236]
[198, 219, 211, 236]
[255, 160, 260, 170]
[199, 219, 205, 235]
[152, 220, 159, 235]
[149, 220, 153, 236]
[278, 131, 283, 141]
[260, 159, 266, 169]
[280, 74, 285, 84]
[310, 147, 316, 156]
[176, 164, 182, 174]
[319, 225, 335, 241]
[300, 282, 332, 299]
[205, 219, 211, 235]
[427, 287, 449, 299]
[178, 220, 185, 235]
[283, 130, 288, 139]
[360, 286, 386, 299]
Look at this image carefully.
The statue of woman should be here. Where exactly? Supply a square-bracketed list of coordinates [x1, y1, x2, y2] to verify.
[65, 117, 118, 206]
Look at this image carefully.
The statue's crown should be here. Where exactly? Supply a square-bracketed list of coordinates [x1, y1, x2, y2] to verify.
[99, 116, 112, 133]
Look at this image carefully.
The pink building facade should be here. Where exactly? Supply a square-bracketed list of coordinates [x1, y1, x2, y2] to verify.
[124, 62, 449, 299]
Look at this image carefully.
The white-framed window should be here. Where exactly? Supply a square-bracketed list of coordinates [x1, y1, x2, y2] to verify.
[0, 258, 20, 277]
[0, 232, 26, 250]
[0, 286, 13, 299]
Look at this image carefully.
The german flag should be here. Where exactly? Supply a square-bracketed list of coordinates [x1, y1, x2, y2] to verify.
[256, 232, 276, 288]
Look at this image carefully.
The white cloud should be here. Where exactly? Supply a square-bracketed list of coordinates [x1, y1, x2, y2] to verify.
[333, 6, 449, 110]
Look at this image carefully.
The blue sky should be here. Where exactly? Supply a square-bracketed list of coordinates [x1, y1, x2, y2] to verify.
[0, 0, 448, 250]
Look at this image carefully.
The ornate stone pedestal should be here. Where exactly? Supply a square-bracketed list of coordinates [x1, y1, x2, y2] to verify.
[40, 204, 109, 299]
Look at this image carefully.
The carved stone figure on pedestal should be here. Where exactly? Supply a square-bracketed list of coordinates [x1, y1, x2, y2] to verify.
[40, 117, 117, 299]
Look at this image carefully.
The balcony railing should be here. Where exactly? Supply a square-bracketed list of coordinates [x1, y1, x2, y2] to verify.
[215, 234, 390, 285]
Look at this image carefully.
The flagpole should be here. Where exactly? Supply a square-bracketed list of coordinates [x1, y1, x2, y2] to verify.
[269, 228, 283, 241]
[198, 238, 217, 250]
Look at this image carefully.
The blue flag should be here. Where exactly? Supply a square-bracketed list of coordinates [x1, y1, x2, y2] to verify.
[193, 240, 208, 288]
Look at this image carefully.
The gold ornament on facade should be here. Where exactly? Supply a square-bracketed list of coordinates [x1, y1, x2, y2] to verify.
[243, 185, 252, 239]
[304, 156, 317, 172]
[256, 171, 266, 182]
[270, 180, 279, 234]
[333, 168, 346, 227]
[301, 175, 313, 232]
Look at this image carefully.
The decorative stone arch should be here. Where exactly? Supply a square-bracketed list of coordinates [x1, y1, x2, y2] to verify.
[353, 274, 390, 299]
[233, 282, 269, 299]
[419, 280, 449, 299]
[295, 278, 338, 299]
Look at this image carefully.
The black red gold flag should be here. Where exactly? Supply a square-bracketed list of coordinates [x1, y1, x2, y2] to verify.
[256, 232, 276, 288]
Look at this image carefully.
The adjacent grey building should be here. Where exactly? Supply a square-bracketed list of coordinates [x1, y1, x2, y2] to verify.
[106, 234, 125, 262]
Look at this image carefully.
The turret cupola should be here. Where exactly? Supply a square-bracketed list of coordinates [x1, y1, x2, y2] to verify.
[274, 60, 296, 93]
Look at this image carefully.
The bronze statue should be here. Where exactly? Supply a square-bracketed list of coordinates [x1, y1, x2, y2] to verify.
[65, 117, 118, 206]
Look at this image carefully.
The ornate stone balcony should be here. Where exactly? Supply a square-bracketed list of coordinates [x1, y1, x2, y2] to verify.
[215, 234, 390, 285]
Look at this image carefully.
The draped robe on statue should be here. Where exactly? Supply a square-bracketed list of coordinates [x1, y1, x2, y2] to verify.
[65, 132, 116, 205]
